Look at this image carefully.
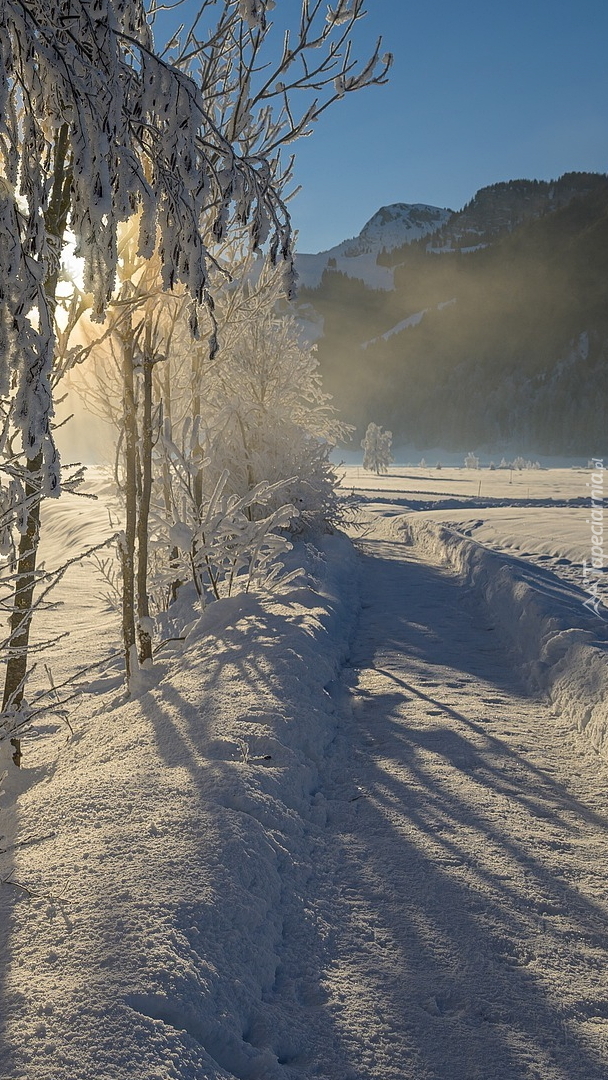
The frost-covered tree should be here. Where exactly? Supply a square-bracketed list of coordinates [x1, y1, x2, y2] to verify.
[361, 422, 393, 475]
[74, 242, 351, 625]
[0, 0, 279, 711]
[0, 0, 391, 710]
[464, 451, 479, 469]
[175, 252, 350, 521]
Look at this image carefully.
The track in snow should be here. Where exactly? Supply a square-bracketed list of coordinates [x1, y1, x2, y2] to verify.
[295, 529, 608, 1080]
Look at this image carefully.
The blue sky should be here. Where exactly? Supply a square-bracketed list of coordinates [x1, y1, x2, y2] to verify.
[289, 0, 608, 251]
[160, 2, 608, 254]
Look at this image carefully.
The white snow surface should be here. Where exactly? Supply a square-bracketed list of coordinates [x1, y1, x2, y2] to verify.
[3, 466, 608, 1078]
[295, 204, 451, 291]
[344, 463, 608, 758]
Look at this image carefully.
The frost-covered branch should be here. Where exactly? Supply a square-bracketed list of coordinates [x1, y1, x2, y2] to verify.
[0, 0, 296, 487]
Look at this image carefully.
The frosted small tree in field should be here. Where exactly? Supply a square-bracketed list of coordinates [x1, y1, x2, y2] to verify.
[464, 451, 479, 469]
[361, 423, 393, 475]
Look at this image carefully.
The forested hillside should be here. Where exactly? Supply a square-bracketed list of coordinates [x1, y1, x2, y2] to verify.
[300, 174, 608, 453]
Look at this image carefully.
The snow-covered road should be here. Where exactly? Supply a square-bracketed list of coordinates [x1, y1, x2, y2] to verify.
[306, 526, 608, 1079]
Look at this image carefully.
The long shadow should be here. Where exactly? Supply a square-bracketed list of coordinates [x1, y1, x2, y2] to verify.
[82, 528, 608, 1078]
[360, 493, 588, 510]
[375, 668, 608, 834]
[0, 768, 24, 1078]
[127, 592, 365, 1077]
[324, 535, 608, 1077]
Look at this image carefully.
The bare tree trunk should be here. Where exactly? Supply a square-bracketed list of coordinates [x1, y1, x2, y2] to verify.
[2, 124, 72, 765]
[236, 412, 256, 521]
[2, 454, 43, 765]
[121, 333, 138, 680]
[191, 350, 203, 515]
[161, 361, 173, 525]
[136, 356, 153, 664]
[161, 359, 182, 604]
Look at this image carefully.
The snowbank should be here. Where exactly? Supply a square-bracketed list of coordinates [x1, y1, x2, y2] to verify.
[404, 515, 608, 761]
[0, 534, 359, 1080]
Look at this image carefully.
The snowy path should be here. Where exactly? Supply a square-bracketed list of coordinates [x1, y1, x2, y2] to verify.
[4, 503, 608, 1080]
[300, 528, 608, 1079]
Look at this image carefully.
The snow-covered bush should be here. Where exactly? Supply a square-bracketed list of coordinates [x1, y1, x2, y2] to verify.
[361, 423, 393, 474]
[151, 467, 299, 607]
[144, 259, 353, 609]
[464, 451, 479, 469]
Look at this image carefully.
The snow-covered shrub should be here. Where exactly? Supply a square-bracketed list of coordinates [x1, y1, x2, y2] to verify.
[464, 451, 479, 469]
[150, 462, 298, 607]
[89, 552, 123, 612]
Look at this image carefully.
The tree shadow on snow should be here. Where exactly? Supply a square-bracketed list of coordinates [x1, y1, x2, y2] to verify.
[323, 537, 608, 1079]
[135, 593, 364, 1078]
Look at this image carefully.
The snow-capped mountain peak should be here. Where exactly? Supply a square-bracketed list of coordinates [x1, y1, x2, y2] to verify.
[353, 203, 453, 253]
[295, 202, 451, 290]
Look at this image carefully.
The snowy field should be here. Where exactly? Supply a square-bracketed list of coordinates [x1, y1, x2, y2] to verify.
[341, 462, 603, 602]
[2, 465, 608, 1078]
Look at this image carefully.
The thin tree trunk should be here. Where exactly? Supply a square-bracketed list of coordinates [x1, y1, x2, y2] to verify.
[121, 333, 138, 680]
[136, 357, 153, 664]
[2, 124, 72, 765]
[191, 350, 203, 515]
[2, 453, 43, 765]
[161, 361, 173, 525]
[236, 412, 256, 520]
[161, 360, 182, 604]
